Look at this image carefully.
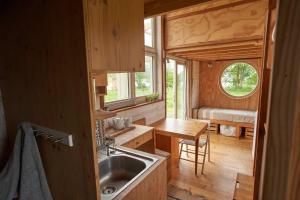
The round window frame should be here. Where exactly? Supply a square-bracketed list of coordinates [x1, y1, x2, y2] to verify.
[219, 61, 260, 99]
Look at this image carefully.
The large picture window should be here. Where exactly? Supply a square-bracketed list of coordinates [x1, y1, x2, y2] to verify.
[220, 62, 259, 98]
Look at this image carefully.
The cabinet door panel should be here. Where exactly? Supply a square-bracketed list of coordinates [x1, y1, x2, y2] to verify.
[84, 0, 144, 72]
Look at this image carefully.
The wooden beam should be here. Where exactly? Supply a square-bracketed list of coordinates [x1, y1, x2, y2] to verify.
[165, 0, 259, 21]
[169, 50, 263, 61]
[166, 37, 264, 53]
[144, 0, 212, 18]
[171, 47, 263, 57]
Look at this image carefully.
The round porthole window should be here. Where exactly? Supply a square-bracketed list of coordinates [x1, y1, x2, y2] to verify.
[220, 62, 259, 98]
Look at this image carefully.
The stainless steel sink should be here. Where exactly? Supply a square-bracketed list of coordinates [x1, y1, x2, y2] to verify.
[99, 148, 158, 199]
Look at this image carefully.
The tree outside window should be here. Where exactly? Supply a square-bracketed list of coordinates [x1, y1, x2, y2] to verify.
[220, 62, 259, 97]
[135, 55, 154, 97]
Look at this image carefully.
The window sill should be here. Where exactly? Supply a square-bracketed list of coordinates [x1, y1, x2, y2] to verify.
[110, 99, 164, 113]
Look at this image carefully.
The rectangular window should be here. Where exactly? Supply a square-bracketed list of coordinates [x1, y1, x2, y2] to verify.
[135, 55, 154, 97]
[144, 18, 154, 47]
[105, 73, 130, 103]
[105, 17, 160, 109]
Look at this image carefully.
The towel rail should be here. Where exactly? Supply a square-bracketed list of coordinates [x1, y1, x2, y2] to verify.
[30, 123, 74, 147]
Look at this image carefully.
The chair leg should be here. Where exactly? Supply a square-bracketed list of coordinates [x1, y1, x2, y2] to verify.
[186, 144, 189, 157]
[201, 142, 208, 175]
[179, 143, 183, 159]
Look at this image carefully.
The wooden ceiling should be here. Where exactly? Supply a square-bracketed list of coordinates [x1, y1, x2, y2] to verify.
[161, 0, 268, 61]
[144, 0, 212, 18]
[168, 40, 264, 61]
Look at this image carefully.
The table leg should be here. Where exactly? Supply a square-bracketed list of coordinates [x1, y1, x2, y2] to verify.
[195, 138, 199, 175]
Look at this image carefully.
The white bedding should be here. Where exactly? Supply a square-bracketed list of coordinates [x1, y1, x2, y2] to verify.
[197, 107, 257, 124]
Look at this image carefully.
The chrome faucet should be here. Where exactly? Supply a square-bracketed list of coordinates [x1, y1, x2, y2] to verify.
[104, 136, 115, 156]
[96, 120, 115, 156]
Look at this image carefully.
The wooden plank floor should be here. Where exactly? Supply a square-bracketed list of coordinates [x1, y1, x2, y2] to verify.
[168, 133, 254, 200]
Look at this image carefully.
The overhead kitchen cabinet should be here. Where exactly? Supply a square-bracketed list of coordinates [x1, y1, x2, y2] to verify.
[84, 0, 145, 73]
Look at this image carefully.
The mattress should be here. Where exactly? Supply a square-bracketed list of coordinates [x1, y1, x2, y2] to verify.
[197, 107, 257, 124]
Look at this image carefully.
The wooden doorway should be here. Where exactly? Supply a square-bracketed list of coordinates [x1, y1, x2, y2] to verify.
[166, 58, 186, 119]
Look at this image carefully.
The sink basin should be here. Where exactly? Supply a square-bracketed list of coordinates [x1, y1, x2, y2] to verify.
[99, 148, 157, 199]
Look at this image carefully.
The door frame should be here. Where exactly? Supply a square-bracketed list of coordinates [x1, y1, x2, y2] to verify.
[165, 56, 187, 119]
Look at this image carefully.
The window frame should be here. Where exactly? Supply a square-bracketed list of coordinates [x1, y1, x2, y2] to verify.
[144, 17, 156, 50]
[134, 52, 157, 99]
[105, 72, 132, 105]
[105, 17, 160, 109]
[219, 61, 260, 99]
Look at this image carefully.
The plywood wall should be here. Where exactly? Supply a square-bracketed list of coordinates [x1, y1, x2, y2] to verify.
[191, 61, 200, 109]
[0, 0, 98, 199]
[197, 59, 262, 111]
[165, 1, 267, 49]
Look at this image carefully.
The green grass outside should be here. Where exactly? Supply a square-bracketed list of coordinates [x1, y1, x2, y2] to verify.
[224, 86, 256, 97]
[105, 87, 153, 103]
[166, 86, 175, 118]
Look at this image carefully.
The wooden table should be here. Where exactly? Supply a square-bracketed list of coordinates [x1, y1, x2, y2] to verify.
[154, 118, 208, 175]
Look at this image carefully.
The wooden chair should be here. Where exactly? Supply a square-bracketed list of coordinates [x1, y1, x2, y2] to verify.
[179, 119, 211, 174]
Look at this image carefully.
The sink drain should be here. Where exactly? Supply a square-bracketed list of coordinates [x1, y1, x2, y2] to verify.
[102, 185, 117, 195]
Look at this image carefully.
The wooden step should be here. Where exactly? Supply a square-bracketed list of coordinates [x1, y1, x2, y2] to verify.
[233, 173, 254, 200]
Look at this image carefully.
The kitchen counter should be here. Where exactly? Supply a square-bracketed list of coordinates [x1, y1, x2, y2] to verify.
[114, 125, 154, 146]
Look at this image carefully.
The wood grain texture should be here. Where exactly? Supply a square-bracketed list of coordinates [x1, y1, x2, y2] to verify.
[191, 61, 200, 109]
[115, 157, 167, 200]
[165, 0, 259, 20]
[165, 1, 267, 49]
[154, 118, 208, 140]
[167, 39, 264, 61]
[115, 125, 154, 147]
[169, 133, 254, 200]
[197, 59, 262, 111]
[155, 133, 180, 174]
[253, 1, 275, 198]
[83, 0, 144, 72]
[261, 0, 300, 199]
[144, 0, 211, 18]
[266, 8, 277, 69]
[233, 173, 254, 200]
[0, 0, 99, 199]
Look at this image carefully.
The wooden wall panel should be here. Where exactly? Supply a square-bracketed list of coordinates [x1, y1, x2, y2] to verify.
[144, 0, 211, 18]
[165, 1, 267, 49]
[116, 101, 166, 125]
[261, 0, 300, 199]
[0, 1, 98, 199]
[197, 59, 262, 111]
[191, 61, 200, 109]
[266, 7, 277, 69]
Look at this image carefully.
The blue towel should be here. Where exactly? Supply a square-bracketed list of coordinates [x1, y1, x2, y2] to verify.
[0, 122, 53, 200]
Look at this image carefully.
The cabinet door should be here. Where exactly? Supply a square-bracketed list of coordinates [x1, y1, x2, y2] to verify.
[84, 0, 145, 72]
